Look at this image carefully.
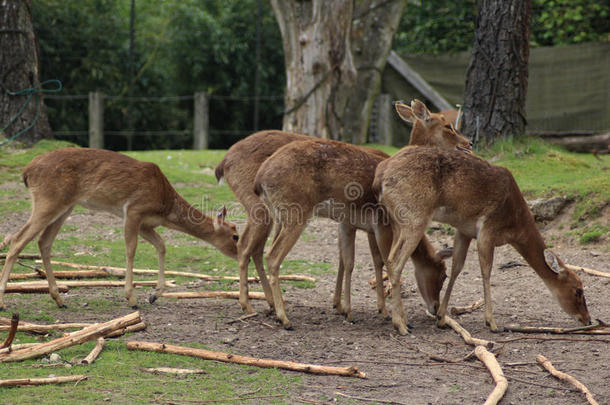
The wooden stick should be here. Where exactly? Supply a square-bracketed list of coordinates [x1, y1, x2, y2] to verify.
[564, 264, 610, 279]
[5, 283, 70, 294]
[81, 337, 105, 365]
[141, 367, 207, 375]
[0, 343, 39, 355]
[6, 280, 174, 290]
[0, 374, 87, 387]
[36, 260, 316, 283]
[537, 354, 599, 405]
[126, 341, 366, 378]
[36, 268, 111, 279]
[160, 291, 267, 300]
[0, 311, 141, 362]
[475, 346, 508, 405]
[105, 321, 147, 338]
[0, 319, 93, 334]
[8, 272, 40, 280]
[0, 253, 41, 260]
[451, 300, 484, 316]
[504, 321, 608, 335]
[0, 314, 19, 349]
[440, 315, 494, 348]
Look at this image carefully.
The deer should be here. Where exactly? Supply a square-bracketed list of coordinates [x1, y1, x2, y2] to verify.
[373, 146, 591, 334]
[251, 102, 471, 329]
[216, 99, 471, 325]
[0, 148, 239, 310]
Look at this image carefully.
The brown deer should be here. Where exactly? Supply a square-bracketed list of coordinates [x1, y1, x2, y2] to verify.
[0, 148, 239, 309]
[373, 147, 591, 334]
[252, 104, 471, 329]
[216, 99, 470, 323]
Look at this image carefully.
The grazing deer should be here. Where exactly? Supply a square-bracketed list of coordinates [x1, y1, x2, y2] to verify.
[373, 147, 591, 334]
[0, 148, 239, 309]
[216, 99, 470, 324]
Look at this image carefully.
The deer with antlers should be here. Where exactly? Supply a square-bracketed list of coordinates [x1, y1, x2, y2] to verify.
[373, 146, 591, 334]
[0, 148, 239, 309]
[250, 101, 471, 329]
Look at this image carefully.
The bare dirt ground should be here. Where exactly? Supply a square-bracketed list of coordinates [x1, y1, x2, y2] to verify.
[1, 204, 609, 405]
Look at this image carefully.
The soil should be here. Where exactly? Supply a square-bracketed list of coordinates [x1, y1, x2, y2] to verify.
[1, 197, 609, 405]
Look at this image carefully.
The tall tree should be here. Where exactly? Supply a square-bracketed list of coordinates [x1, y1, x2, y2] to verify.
[0, 0, 51, 145]
[461, 0, 532, 145]
[270, 0, 404, 142]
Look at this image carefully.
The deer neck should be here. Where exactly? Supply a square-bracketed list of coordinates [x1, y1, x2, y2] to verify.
[511, 225, 559, 288]
[164, 194, 216, 241]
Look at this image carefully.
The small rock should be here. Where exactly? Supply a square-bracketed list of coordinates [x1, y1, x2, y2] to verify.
[222, 336, 238, 346]
[527, 196, 569, 222]
[49, 353, 61, 363]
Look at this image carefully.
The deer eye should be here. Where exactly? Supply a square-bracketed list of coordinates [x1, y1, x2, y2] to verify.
[232, 235, 239, 242]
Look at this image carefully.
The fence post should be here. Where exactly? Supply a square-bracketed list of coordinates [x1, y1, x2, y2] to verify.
[88, 91, 104, 149]
[193, 92, 209, 150]
[376, 93, 393, 145]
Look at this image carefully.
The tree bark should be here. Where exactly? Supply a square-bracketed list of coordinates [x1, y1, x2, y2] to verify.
[462, 0, 531, 145]
[344, 0, 406, 144]
[0, 0, 52, 145]
[271, 0, 356, 140]
[271, 0, 404, 143]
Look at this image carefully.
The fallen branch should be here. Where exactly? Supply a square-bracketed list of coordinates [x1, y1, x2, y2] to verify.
[438, 315, 494, 348]
[6, 280, 174, 290]
[5, 283, 69, 294]
[564, 264, 610, 279]
[126, 341, 366, 378]
[0, 343, 38, 355]
[37, 260, 315, 283]
[36, 268, 111, 279]
[0, 319, 93, 334]
[81, 337, 105, 365]
[0, 253, 41, 260]
[503, 320, 608, 335]
[475, 346, 508, 405]
[141, 367, 207, 375]
[451, 300, 484, 316]
[226, 313, 258, 325]
[8, 272, 40, 280]
[537, 354, 599, 405]
[0, 374, 87, 387]
[105, 321, 147, 338]
[0, 311, 141, 362]
[0, 314, 19, 349]
[160, 291, 267, 300]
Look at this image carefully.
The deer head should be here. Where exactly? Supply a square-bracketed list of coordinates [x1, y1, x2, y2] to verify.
[544, 250, 591, 325]
[211, 206, 239, 259]
[395, 99, 472, 153]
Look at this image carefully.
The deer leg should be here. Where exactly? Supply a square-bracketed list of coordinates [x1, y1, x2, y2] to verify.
[238, 219, 274, 314]
[437, 231, 471, 328]
[0, 208, 61, 309]
[123, 216, 142, 308]
[37, 207, 74, 308]
[264, 219, 309, 330]
[139, 227, 166, 304]
[385, 228, 425, 335]
[368, 231, 390, 319]
[477, 236, 499, 332]
[336, 223, 356, 321]
[332, 253, 345, 313]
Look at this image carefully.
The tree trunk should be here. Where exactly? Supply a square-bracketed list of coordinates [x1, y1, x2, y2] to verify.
[344, 0, 406, 144]
[461, 0, 531, 145]
[270, 0, 356, 140]
[271, 0, 405, 143]
[0, 0, 52, 145]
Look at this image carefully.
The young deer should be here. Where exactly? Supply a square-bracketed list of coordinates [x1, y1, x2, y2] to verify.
[0, 148, 239, 309]
[373, 147, 591, 334]
[216, 99, 470, 323]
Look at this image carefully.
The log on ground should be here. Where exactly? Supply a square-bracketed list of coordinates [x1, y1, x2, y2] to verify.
[126, 341, 366, 378]
[0, 374, 87, 387]
[475, 346, 508, 405]
[160, 291, 267, 300]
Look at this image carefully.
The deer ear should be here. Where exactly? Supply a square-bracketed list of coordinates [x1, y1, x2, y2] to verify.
[394, 101, 416, 123]
[215, 206, 227, 229]
[544, 249, 563, 274]
[411, 99, 431, 122]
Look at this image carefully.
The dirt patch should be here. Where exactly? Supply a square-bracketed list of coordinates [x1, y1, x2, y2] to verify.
[1, 210, 609, 404]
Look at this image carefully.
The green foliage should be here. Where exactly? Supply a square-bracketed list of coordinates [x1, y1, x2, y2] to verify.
[531, 0, 610, 46]
[33, 0, 284, 150]
[394, 0, 609, 55]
